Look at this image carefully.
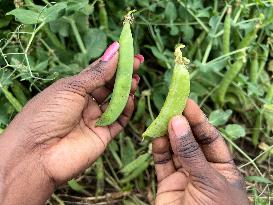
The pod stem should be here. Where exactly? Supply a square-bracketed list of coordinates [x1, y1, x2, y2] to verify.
[174, 44, 190, 65]
[123, 10, 137, 24]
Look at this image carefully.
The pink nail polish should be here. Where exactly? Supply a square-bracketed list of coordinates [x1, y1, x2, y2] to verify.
[102, 42, 120, 61]
[133, 74, 140, 84]
[135, 54, 145, 63]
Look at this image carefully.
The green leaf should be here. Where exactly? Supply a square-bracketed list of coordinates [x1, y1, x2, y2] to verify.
[225, 124, 246, 140]
[209, 109, 232, 126]
[165, 2, 177, 22]
[169, 25, 179, 36]
[0, 16, 12, 28]
[180, 25, 194, 42]
[7, 9, 42, 24]
[191, 81, 209, 97]
[66, 0, 89, 14]
[195, 58, 228, 72]
[246, 176, 273, 184]
[84, 28, 107, 60]
[49, 19, 70, 37]
[147, 46, 169, 65]
[7, 3, 67, 24]
[34, 60, 48, 71]
[43, 2, 67, 23]
[209, 16, 220, 33]
[120, 136, 136, 166]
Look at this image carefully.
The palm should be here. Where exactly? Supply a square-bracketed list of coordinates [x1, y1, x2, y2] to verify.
[8, 54, 140, 185]
[152, 100, 248, 205]
[156, 160, 240, 204]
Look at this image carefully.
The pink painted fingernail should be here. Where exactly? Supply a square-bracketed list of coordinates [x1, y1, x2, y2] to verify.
[133, 74, 140, 84]
[135, 54, 145, 63]
[102, 42, 120, 61]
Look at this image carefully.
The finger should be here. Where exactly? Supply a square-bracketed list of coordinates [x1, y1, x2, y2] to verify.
[152, 136, 176, 182]
[184, 99, 233, 163]
[98, 77, 138, 137]
[64, 42, 120, 96]
[101, 54, 143, 90]
[172, 154, 183, 170]
[168, 116, 211, 177]
[91, 73, 140, 104]
[108, 94, 135, 137]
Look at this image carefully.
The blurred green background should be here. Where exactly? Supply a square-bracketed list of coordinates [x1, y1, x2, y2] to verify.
[0, 0, 272, 204]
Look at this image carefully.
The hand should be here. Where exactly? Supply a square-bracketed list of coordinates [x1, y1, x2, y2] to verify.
[0, 42, 144, 205]
[152, 99, 249, 205]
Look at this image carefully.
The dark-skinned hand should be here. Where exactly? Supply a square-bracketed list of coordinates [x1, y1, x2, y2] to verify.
[0, 42, 143, 205]
[152, 99, 249, 205]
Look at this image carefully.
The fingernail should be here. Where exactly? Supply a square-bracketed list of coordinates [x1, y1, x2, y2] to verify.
[130, 93, 135, 100]
[102, 41, 120, 61]
[171, 116, 187, 136]
[135, 54, 145, 64]
[133, 74, 140, 84]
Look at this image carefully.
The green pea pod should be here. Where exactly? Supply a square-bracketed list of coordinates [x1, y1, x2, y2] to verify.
[223, 6, 231, 55]
[142, 45, 190, 139]
[257, 46, 269, 79]
[121, 153, 150, 175]
[250, 50, 258, 84]
[11, 80, 28, 105]
[252, 114, 262, 147]
[252, 85, 273, 146]
[97, 11, 135, 126]
[120, 160, 150, 184]
[95, 157, 104, 196]
[214, 27, 258, 105]
[0, 84, 22, 112]
[98, 0, 108, 32]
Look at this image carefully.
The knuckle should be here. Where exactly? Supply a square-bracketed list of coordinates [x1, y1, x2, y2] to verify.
[82, 61, 107, 80]
[53, 77, 86, 97]
[153, 152, 172, 164]
[193, 121, 221, 145]
[177, 132, 200, 159]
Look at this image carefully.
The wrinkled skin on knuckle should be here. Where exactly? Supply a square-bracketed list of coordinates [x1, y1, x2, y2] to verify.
[177, 132, 202, 160]
[192, 121, 220, 145]
[153, 151, 172, 165]
[52, 76, 87, 97]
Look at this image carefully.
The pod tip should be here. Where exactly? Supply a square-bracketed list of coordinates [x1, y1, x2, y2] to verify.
[174, 44, 190, 65]
[124, 10, 137, 24]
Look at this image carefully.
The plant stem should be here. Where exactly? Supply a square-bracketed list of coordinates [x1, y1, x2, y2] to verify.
[147, 95, 155, 121]
[221, 131, 263, 176]
[202, 41, 212, 63]
[177, 0, 209, 33]
[0, 84, 22, 112]
[51, 194, 65, 205]
[25, 22, 45, 53]
[65, 17, 87, 54]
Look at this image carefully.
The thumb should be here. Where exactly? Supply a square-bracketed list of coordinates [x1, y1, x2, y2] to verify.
[168, 116, 211, 176]
[64, 42, 120, 94]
